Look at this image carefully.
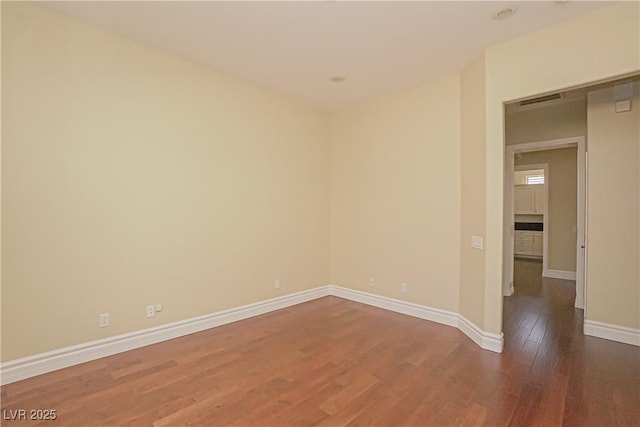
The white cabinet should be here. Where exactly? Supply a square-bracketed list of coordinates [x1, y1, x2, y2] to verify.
[532, 233, 543, 256]
[514, 184, 545, 215]
[514, 186, 534, 214]
[533, 185, 545, 214]
[514, 230, 543, 258]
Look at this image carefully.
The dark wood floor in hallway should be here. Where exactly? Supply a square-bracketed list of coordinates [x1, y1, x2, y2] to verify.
[506, 259, 639, 426]
[2, 270, 639, 426]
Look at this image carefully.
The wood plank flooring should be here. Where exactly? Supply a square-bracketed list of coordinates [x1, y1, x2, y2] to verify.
[2, 266, 639, 426]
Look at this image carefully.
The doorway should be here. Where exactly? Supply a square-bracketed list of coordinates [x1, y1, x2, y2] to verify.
[500, 75, 640, 348]
[504, 138, 586, 308]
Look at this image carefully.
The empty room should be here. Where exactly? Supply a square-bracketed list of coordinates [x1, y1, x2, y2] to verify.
[1, 1, 639, 426]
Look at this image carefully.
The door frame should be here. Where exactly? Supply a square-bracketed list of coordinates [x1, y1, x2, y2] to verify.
[503, 136, 587, 309]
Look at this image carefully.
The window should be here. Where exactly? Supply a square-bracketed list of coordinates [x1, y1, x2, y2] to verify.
[514, 169, 545, 185]
[526, 174, 544, 185]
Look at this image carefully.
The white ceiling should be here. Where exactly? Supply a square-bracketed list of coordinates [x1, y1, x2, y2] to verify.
[37, 1, 609, 111]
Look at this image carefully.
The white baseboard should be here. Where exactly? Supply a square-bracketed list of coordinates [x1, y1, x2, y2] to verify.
[329, 285, 503, 353]
[457, 315, 504, 353]
[503, 281, 514, 297]
[1, 284, 506, 385]
[329, 285, 458, 327]
[584, 320, 640, 346]
[543, 269, 576, 281]
[0, 286, 330, 385]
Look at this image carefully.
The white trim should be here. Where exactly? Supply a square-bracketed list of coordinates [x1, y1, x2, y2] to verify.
[329, 285, 504, 353]
[503, 150, 516, 297]
[542, 269, 577, 281]
[457, 315, 504, 353]
[505, 282, 514, 297]
[1, 285, 506, 385]
[329, 285, 458, 327]
[0, 286, 330, 385]
[576, 147, 587, 310]
[584, 320, 640, 346]
[506, 137, 582, 154]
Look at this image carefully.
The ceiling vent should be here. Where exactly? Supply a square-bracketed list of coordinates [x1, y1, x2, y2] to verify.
[519, 93, 563, 106]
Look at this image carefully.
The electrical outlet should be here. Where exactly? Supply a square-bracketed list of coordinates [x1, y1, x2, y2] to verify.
[275, 279, 281, 290]
[155, 303, 163, 312]
[401, 282, 408, 293]
[146, 305, 155, 318]
[99, 313, 110, 328]
[369, 278, 375, 287]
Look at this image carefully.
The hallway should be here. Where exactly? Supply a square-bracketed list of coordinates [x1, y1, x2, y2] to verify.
[502, 259, 639, 425]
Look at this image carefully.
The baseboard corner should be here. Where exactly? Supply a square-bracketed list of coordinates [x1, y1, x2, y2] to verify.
[329, 286, 503, 353]
[503, 281, 514, 297]
[328, 285, 459, 327]
[457, 315, 504, 353]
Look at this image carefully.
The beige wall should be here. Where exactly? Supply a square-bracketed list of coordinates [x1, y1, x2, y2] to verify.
[1, 4, 330, 361]
[329, 75, 461, 312]
[506, 99, 587, 145]
[480, 2, 639, 334]
[459, 55, 486, 327]
[586, 82, 639, 329]
[515, 148, 578, 272]
[2, 2, 639, 364]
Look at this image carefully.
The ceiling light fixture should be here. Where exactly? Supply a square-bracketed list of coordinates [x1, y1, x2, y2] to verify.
[492, 5, 518, 21]
[329, 76, 345, 83]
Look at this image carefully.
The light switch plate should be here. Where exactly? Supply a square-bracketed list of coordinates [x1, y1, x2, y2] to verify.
[471, 235, 483, 250]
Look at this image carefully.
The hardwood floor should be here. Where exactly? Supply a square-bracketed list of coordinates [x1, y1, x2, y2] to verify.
[2, 272, 639, 426]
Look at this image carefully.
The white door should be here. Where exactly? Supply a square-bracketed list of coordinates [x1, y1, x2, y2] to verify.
[575, 150, 587, 309]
